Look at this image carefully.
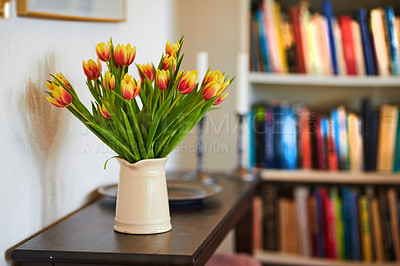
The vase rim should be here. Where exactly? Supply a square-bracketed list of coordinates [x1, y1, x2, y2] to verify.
[117, 157, 168, 167]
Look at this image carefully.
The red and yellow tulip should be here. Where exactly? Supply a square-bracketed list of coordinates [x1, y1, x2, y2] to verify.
[202, 69, 225, 86]
[52, 73, 70, 90]
[213, 92, 229, 105]
[156, 69, 170, 91]
[137, 63, 155, 82]
[121, 74, 141, 100]
[82, 59, 102, 80]
[45, 83, 73, 108]
[102, 71, 115, 91]
[162, 54, 176, 72]
[177, 70, 198, 94]
[202, 81, 221, 100]
[165, 40, 180, 58]
[96, 42, 111, 62]
[114, 43, 136, 67]
[99, 102, 111, 119]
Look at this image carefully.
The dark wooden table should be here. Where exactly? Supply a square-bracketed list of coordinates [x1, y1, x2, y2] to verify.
[12, 175, 259, 266]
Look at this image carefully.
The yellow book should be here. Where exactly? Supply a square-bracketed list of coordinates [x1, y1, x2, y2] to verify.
[359, 196, 372, 262]
[371, 198, 385, 261]
[309, 14, 323, 75]
[274, 2, 288, 73]
[377, 105, 398, 172]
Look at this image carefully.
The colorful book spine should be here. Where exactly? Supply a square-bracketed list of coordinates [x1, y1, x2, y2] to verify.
[338, 16, 357, 75]
[359, 196, 372, 262]
[261, 184, 278, 251]
[371, 8, 390, 76]
[393, 110, 400, 173]
[357, 9, 376, 75]
[384, 6, 400, 75]
[295, 186, 312, 256]
[314, 188, 326, 258]
[281, 107, 297, 170]
[377, 105, 399, 172]
[289, 6, 306, 73]
[256, 8, 271, 72]
[321, 0, 338, 75]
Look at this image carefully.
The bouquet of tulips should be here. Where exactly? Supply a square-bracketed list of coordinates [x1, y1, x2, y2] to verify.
[45, 37, 232, 165]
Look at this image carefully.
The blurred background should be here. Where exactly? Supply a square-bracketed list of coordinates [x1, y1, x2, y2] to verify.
[0, 0, 243, 264]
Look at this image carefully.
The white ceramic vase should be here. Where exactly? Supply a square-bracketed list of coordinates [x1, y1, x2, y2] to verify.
[114, 157, 172, 234]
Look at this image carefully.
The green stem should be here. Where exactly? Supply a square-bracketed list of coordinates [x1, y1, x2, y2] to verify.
[71, 105, 90, 121]
[178, 99, 205, 123]
[168, 93, 182, 114]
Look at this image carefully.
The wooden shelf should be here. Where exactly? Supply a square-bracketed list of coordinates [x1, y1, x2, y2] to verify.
[254, 251, 398, 266]
[249, 72, 400, 87]
[260, 169, 400, 184]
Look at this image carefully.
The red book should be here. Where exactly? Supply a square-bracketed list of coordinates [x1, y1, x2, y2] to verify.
[320, 188, 338, 259]
[289, 6, 306, 73]
[338, 16, 357, 75]
[300, 107, 312, 169]
[327, 118, 338, 171]
[308, 195, 319, 257]
[315, 116, 327, 170]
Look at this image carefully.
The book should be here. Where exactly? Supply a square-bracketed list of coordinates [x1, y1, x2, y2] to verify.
[300, 107, 312, 169]
[309, 14, 323, 75]
[377, 105, 399, 172]
[308, 194, 318, 257]
[351, 20, 366, 75]
[288, 199, 300, 254]
[359, 196, 372, 262]
[333, 20, 346, 75]
[289, 6, 306, 73]
[294, 186, 312, 256]
[362, 99, 374, 171]
[341, 187, 352, 260]
[265, 106, 275, 168]
[348, 113, 362, 171]
[253, 196, 263, 251]
[278, 197, 288, 252]
[248, 110, 256, 170]
[387, 188, 400, 260]
[337, 106, 349, 170]
[349, 188, 361, 260]
[321, 0, 338, 75]
[395, 17, 400, 65]
[321, 188, 337, 259]
[256, 8, 271, 72]
[299, 1, 312, 74]
[314, 188, 326, 258]
[261, 184, 278, 251]
[393, 110, 400, 173]
[366, 187, 377, 261]
[281, 14, 297, 73]
[327, 117, 338, 171]
[274, 2, 289, 73]
[250, 15, 261, 72]
[378, 188, 396, 261]
[281, 106, 297, 170]
[254, 104, 266, 168]
[331, 187, 344, 260]
[384, 6, 400, 75]
[371, 195, 385, 261]
[371, 8, 390, 75]
[357, 9, 376, 75]
[314, 115, 327, 170]
[338, 16, 357, 75]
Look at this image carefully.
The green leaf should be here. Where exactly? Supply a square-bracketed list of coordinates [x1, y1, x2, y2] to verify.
[121, 110, 142, 161]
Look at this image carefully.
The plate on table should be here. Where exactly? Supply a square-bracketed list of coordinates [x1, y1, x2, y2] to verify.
[98, 180, 222, 209]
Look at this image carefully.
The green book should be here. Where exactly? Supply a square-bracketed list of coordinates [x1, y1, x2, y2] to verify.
[393, 110, 400, 173]
[331, 187, 345, 260]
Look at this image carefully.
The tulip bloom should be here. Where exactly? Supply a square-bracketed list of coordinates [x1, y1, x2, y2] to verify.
[202, 70, 223, 86]
[177, 70, 198, 94]
[82, 59, 101, 80]
[95, 42, 111, 62]
[53, 73, 70, 90]
[202, 81, 221, 100]
[121, 74, 141, 100]
[156, 69, 170, 91]
[46, 83, 73, 108]
[114, 43, 136, 67]
[165, 40, 180, 58]
[162, 54, 176, 72]
[137, 63, 155, 82]
[102, 71, 115, 91]
[99, 103, 111, 119]
[213, 92, 229, 105]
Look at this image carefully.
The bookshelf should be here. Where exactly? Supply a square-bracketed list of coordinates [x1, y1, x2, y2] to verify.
[246, 0, 400, 265]
[260, 170, 400, 184]
[254, 251, 399, 266]
[249, 72, 400, 87]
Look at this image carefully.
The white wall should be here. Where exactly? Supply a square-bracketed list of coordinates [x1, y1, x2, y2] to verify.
[0, 1, 174, 264]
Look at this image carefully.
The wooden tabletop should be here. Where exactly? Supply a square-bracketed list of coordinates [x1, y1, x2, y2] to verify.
[12, 175, 259, 266]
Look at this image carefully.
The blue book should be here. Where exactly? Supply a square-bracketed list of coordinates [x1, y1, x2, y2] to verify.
[265, 106, 275, 168]
[281, 107, 297, 169]
[357, 9, 376, 75]
[273, 103, 283, 169]
[349, 189, 361, 260]
[384, 6, 400, 75]
[248, 110, 256, 170]
[314, 188, 326, 258]
[321, 0, 338, 75]
[341, 187, 352, 260]
[331, 110, 341, 168]
[256, 9, 271, 72]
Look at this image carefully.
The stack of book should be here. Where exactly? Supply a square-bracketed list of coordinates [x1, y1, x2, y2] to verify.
[250, 0, 400, 76]
[254, 184, 400, 262]
[249, 100, 400, 173]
